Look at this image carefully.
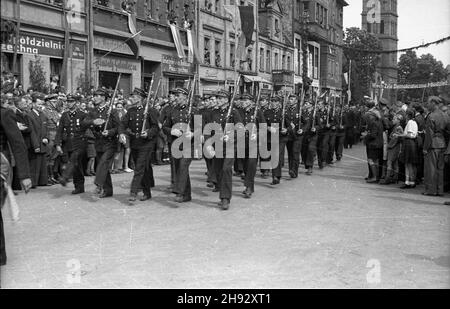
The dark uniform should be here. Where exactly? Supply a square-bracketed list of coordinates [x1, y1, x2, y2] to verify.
[264, 96, 290, 184]
[163, 88, 202, 203]
[316, 101, 331, 169]
[209, 91, 243, 209]
[200, 96, 216, 187]
[301, 101, 320, 174]
[84, 91, 120, 197]
[42, 95, 62, 183]
[55, 97, 89, 194]
[334, 105, 346, 161]
[159, 100, 175, 189]
[119, 89, 159, 201]
[1, 107, 31, 266]
[239, 94, 266, 197]
[286, 96, 304, 178]
[326, 102, 338, 164]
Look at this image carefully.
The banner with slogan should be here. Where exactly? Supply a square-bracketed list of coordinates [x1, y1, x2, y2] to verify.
[372, 80, 450, 89]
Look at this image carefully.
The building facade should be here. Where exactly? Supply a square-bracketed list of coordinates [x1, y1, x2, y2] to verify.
[1, 0, 89, 93]
[362, 0, 398, 101]
[1, 0, 349, 98]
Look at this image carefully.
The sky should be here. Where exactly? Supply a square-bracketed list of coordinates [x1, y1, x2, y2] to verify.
[343, 0, 450, 67]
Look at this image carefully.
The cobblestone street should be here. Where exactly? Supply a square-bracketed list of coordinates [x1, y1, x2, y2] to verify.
[1, 145, 449, 288]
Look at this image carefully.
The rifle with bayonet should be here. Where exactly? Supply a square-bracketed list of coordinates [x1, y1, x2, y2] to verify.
[141, 73, 155, 135]
[297, 86, 305, 136]
[151, 78, 161, 108]
[281, 83, 288, 134]
[311, 89, 319, 134]
[250, 86, 262, 139]
[103, 73, 122, 135]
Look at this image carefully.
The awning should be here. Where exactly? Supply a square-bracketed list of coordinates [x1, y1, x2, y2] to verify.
[243, 75, 272, 84]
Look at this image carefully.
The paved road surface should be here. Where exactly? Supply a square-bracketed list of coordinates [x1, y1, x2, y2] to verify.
[1, 145, 449, 288]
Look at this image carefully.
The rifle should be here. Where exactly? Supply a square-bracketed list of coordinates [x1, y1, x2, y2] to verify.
[141, 73, 155, 135]
[151, 78, 162, 108]
[250, 86, 262, 138]
[281, 83, 288, 131]
[339, 95, 344, 129]
[225, 74, 241, 124]
[297, 86, 305, 135]
[326, 92, 331, 127]
[186, 74, 198, 129]
[311, 88, 319, 131]
[103, 73, 121, 134]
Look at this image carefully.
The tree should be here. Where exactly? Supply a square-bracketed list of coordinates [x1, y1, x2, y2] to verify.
[398, 51, 448, 100]
[28, 55, 49, 93]
[343, 27, 381, 105]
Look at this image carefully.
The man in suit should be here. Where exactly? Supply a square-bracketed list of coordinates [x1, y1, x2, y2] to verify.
[27, 92, 49, 187]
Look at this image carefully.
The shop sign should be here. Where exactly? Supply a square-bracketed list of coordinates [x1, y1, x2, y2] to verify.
[161, 54, 194, 75]
[96, 56, 138, 73]
[1, 32, 64, 57]
[72, 42, 85, 60]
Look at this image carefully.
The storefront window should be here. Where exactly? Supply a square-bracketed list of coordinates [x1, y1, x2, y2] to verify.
[98, 71, 131, 97]
[1, 53, 22, 82]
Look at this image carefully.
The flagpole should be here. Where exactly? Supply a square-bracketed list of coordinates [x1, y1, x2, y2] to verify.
[234, 4, 239, 94]
[348, 60, 352, 106]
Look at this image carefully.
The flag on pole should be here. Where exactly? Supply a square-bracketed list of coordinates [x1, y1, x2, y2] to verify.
[169, 23, 186, 59]
[187, 29, 201, 64]
[126, 11, 140, 58]
[224, 5, 254, 66]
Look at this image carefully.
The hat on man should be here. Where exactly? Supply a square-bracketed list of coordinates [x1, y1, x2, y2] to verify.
[379, 98, 388, 106]
[173, 88, 189, 96]
[31, 92, 46, 102]
[270, 95, 282, 102]
[241, 93, 254, 100]
[216, 90, 231, 98]
[45, 94, 58, 101]
[66, 95, 76, 102]
[93, 88, 108, 97]
[130, 87, 147, 98]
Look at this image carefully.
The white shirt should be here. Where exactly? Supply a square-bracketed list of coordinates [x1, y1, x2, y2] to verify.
[404, 119, 418, 139]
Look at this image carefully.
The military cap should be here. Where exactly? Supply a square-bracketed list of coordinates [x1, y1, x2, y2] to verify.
[216, 90, 231, 98]
[288, 93, 297, 98]
[66, 95, 77, 102]
[31, 92, 46, 101]
[241, 93, 254, 100]
[45, 94, 59, 101]
[379, 98, 388, 106]
[130, 87, 147, 98]
[93, 88, 108, 97]
[173, 87, 189, 96]
[270, 95, 283, 102]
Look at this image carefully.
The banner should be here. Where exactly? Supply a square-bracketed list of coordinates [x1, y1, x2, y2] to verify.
[169, 24, 186, 59]
[372, 80, 450, 89]
[126, 11, 140, 58]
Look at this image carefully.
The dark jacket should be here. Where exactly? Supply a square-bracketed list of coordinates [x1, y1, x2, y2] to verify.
[27, 109, 49, 154]
[365, 117, 384, 149]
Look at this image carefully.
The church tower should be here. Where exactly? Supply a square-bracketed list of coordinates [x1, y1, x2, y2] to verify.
[361, 0, 398, 102]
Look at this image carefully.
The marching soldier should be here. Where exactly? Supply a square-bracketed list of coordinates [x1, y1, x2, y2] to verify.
[239, 93, 266, 198]
[201, 94, 216, 188]
[209, 90, 243, 210]
[266, 95, 289, 185]
[233, 96, 245, 178]
[84, 89, 120, 198]
[55, 95, 89, 194]
[286, 94, 304, 178]
[335, 102, 346, 161]
[259, 95, 271, 178]
[316, 96, 331, 169]
[119, 88, 159, 203]
[163, 88, 202, 203]
[327, 96, 338, 165]
[301, 97, 320, 175]
[159, 90, 176, 192]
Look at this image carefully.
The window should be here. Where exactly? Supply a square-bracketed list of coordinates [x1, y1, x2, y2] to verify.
[274, 52, 279, 70]
[215, 40, 222, 67]
[380, 20, 385, 34]
[50, 58, 63, 83]
[230, 43, 235, 68]
[274, 18, 280, 37]
[282, 55, 286, 70]
[204, 37, 211, 65]
[247, 48, 253, 70]
[296, 0, 301, 18]
[259, 48, 264, 72]
[266, 50, 271, 72]
[287, 55, 291, 71]
[215, 0, 220, 14]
